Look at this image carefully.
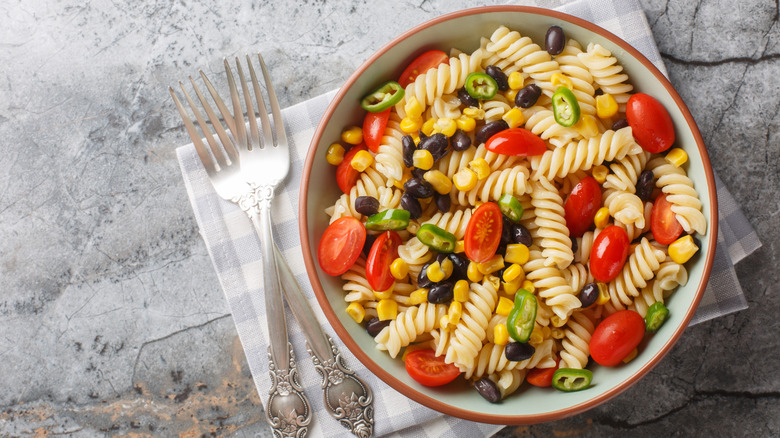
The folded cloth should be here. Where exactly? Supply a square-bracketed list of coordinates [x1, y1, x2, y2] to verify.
[176, 0, 760, 435]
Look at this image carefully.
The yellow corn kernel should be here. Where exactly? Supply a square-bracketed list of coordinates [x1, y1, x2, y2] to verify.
[413, 149, 434, 170]
[435, 117, 457, 137]
[596, 93, 619, 119]
[426, 261, 446, 283]
[390, 258, 409, 280]
[350, 150, 374, 172]
[409, 288, 429, 305]
[448, 301, 463, 325]
[453, 280, 470, 302]
[441, 257, 454, 279]
[502, 263, 523, 283]
[551, 327, 565, 339]
[463, 107, 485, 120]
[456, 115, 476, 132]
[468, 158, 491, 180]
[595, 282, 610, 305]
[504, 244, 530, 266]
[666, 148, 688, 167]
[494, 324, 509, 346]
[377, 299, 398, 321]
[508, 71, 525, 90]
[453, 168, 478, 191]
[529, 324, 544, 345]
[400, 116, 422, 134]
[454, 240, 465, 254]
[669, 235, 699, 264]
[485, 274, 501, 290]
[503, 278, 522, 295]
[505, 88, 518, 103]
[467, 262, 483, 283]
[594, 207, 611, 229]
[495, 296, 514, 316]
[373, 283, 393, 300]
[326, 143, 346, 165]
[478, 255, 505, 275]
[421, 118, 436, 136]
[574, 114, 599, 138]
[502, 107, 526, 129]
[551, 315, 566, 327]
[439, 315, 451, 330]
[424, 170, 453, 195]
[404, 96, 423, 120]
[341, 126, 363, 145]
[622, 348, 638, 364]
[521, 280, 535, 294]
[592, 164, 609, 184]
[551, 73, 574, 90]
[346, 302, 365, 323]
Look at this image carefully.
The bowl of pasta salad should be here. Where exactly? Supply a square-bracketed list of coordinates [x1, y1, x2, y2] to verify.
[299, 6, 717, 424]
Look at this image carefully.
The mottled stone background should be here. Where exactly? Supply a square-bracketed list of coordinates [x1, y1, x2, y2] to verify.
[0, 0, 777, 436]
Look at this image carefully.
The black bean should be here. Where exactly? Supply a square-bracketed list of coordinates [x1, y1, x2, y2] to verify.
[417, 262, 434, 289]
[419, 133, 448, 161]
[402, 135, 416, 168]
[365, 317, 391, 337]
[362, 233, 378, 257]
[612, 118, 629, 131]
[474, 378, 501, 403]
[511, 224, 533, 246]
[400, 193, 422, 219]
[475, 120, 510, 145]
[501, 216, 514, 246]
[486, 65, 509, 92]
[545, 25, 565, 55]
[635, 170, 655, 202]
[515, 84, 542, 108]
[404, 178, 434, 198]
[505, 342, 536, 362]
[435, 252, 449, 264]
[571, 237, 578, 254]
[451, 129, 472, 151]
[435, 192, 451, 213]
[447, 253, 470, 280]
[411, 167, 427, 179]
[354, 196, 380, 216]
[428, 282, 454, 304]
[578, 282, 599, 308]
[458, 87, 479, 107]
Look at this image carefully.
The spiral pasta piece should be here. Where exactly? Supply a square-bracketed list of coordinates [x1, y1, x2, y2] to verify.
[374, 111, 406, 182]
[397, 236, 433, 281]
[374, 302, 448, 358]
[522, 105, 581, 147]
[615, 201, 653, 242]
[573, 229, 599, 264]
[483, 94, 513, 122]
[606, 237, 666, 312]
[524, 248, 581, 322]
[647, 157, 707, 235]
[531, 178, 573, 269]
[492, 369, 528, 399]
[559, 311, 596, 369]
[577, 43, 633, 112]
[445, 280, 499, 372]
[562, 263, 592, 293]
[429, 94, 463, 120]
[341, 257, 373, 303]
[556, 39, 596, 116]
[455, 165, 531, 207]
[605, 191, 645, 229]
[422, 208, 473, 240]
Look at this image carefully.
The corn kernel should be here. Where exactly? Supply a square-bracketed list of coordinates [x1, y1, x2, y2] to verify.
[622, 348, 638, 364]
[529, 324, 544, 345]
[374, 283, 393, 300]
[448, 301, 463, 325]
[502, 107, 526, 129]
[351, 150, 374, 172]
[467, 261, 483, 283]
[594, 207, 611, 229]
[435, 117, 457, 137]
[390, 258, 409, 280]
[508, 71, 525, 90]
[551, 73, 574, 90]
[596, 93, 618, 119]
[574, 114, 599, 138]
[494, 324, 509, 346]
[453, 168, 478, 191]
[409, 288, 429, 305]
[400, 116, 422, 134]
[441, 257, 454, 279]
[413, 149, 434, 170]
[341, 126, 363, 145]
[495, 296, 514, 316]
[485, 274, 501, 290]
[454, 240, 465, 253]
[377, 299, 398, 321]
[439, 315, 451, 330]
[421, 118, 436, 136]
[346, 302, 365, 323]
[503, 279, 522, 295]
[424, 170, 453, 195]
[551, 315, 566, 327]
[456, 115, 476, 132]
[502, 264, 523, 283]
[404, 96, 423, 120]
[463, 107, 485, 120]
[592, 164, 609, 184]
[666, 148, 688, 167]
[468, 158, 491, 180]
[478, 255, 505, 275]
[505, 244, 530, 265]
[453, 280, 470, 302]
[595, 282, 610, 305]
[505, 89, 519, 103]
[326, 143, 346, 165]
[521, 280, 535, 293]
[426, 261, 446, 283]
[669, 235, 699, 264]
[551, 327, 565, 339]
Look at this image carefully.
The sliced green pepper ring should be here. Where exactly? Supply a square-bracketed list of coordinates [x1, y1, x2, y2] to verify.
[498, 194, 524, 223]
[361, 81, 405, 113]
[552, 368, 593, 392]
[465, 72, 498, 100]
[416, 223, 457, 253]
[552, 86, 581, 127]
[507, 289, 537, 343]
[645, 302, 670, 333]
[365, 209, 411, 231]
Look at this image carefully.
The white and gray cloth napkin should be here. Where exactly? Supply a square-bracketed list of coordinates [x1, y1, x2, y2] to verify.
[176, 0, 760, 435]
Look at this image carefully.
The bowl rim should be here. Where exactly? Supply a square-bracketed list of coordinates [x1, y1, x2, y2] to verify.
[299, 5, 718, 425]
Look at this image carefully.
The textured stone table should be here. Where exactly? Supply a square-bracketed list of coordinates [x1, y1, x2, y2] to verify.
[1, 0, 777, 436]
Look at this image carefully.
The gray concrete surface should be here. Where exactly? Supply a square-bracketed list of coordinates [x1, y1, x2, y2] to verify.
[0, 0, 777, 436]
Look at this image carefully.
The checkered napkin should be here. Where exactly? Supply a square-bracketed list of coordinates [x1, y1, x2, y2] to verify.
[176, 0, 760, 435]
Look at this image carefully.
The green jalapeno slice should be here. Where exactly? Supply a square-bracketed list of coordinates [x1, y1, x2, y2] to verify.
[498, 194, 524, 223]
[416, 223, 457, 253]
[552, 86, 581, 127]
[552, 368, 593, 392]
[361, 81, 405, 113]
[465, 72, 498, 100]
[644, 302, 670, 333]
[365, 209, 411, 231]
[506, 289, 537, 343]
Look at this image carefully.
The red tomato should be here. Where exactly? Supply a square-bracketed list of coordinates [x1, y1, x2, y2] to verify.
[398, 50, 449, 88]
[589, 225, 630, 282]
[651, 193, 684, 245]
[366, 231, 402, 292]
[485, 128, 547, 156]
[564, 176, 602, 237]
[526, 359, 560, 387]
[318, 217, 366, 276]
[336, 143, 367, 193]
[363, 109, 390, 153]
[464, 202, 503, 264]
[589, 310, 646, 366]
[626, 93, 676, 153]
[404, 349, 461, 387]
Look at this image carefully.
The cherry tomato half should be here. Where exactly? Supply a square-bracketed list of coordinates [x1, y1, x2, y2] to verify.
[526, 359, 560, 387]
[465, 202, 503, 264]
[651, 193, 684, 245]
[318, 217, 366, 276]
[362, 109, 390, 153]
[366, 230, 402, 292]
[336, 143, 367, 193]
[626, 93, 675, 153]
[589, 310, 646, 366]
[564, 176, 602, 237]
[589, 225, 630, 282]
[484, 127, 547, 156]
[398, 50, 449, 88]
[404, 349, 461, 387]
